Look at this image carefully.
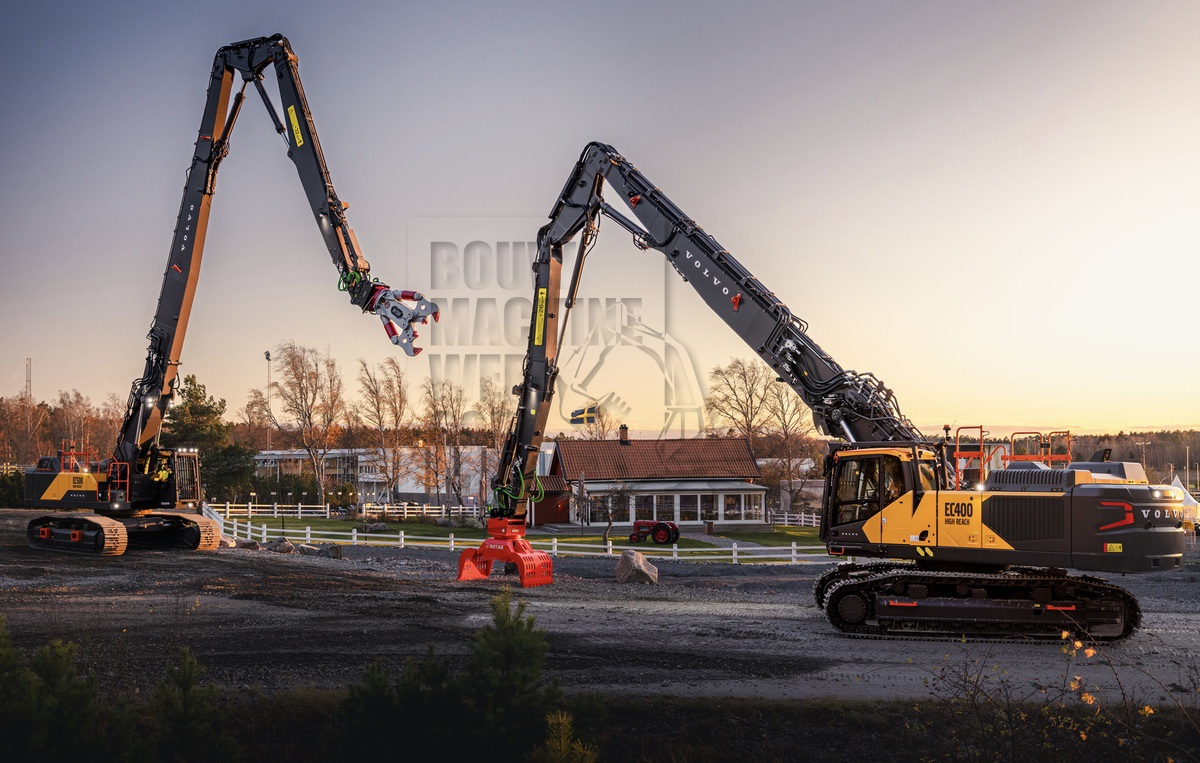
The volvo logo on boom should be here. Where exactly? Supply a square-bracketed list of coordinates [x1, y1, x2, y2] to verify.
[683, 251, 731, 295]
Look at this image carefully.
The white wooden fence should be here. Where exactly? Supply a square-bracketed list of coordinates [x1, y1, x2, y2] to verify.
[772, 511, 821, 528]
[216, 502, 484, 520]
[219, 517, 832, 565]
[361, 503, 484, 520]
[217, 502, 330, 518]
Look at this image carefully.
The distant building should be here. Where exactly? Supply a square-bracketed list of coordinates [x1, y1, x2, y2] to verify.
[529, 429, 765, 526]
[253, 446, 493, 505]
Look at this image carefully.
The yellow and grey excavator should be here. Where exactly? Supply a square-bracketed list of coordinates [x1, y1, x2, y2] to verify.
[463, 141, 1185, 641]
[25, 35, 435, 555]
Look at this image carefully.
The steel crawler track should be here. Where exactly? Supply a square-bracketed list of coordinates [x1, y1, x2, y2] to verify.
[816, 563, 1141, 642]
[27, 512, 221, 556]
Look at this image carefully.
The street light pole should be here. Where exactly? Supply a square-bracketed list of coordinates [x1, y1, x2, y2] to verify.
[264, 351, 272, 450]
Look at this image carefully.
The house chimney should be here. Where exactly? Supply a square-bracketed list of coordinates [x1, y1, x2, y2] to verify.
[619, 424, 630, 445]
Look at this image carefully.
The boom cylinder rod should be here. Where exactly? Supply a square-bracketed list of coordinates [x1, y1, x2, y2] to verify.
[252, 75, 287, 138]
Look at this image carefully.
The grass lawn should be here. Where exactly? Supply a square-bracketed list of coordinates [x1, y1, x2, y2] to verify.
[716, 525, 822, 548]
[540, 534, 714, 550]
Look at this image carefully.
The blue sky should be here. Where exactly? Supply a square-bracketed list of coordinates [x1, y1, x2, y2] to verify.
[1, 1, 1197, 435]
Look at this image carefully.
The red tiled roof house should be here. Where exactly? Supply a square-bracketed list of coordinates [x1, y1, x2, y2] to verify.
[529, 429, 765, 527]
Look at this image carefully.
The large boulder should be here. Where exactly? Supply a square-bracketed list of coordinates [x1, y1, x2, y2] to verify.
[235, 538, 261, 551]
[266, 537, 295, 554]
[296, 543, 323, 556]
[615, 549, 658, 585]
[319, 544, 343, 559]
[363, 522, 389, 533]
[216, 535, 237, 549]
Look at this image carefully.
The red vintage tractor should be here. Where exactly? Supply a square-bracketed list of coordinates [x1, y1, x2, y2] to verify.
[629, 520, 680, 545]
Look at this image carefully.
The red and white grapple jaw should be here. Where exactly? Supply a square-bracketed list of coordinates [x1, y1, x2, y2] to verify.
[368, 286, 439, 356]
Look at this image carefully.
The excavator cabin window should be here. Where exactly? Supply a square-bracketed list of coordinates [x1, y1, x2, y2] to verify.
[832, 455, 906, 526]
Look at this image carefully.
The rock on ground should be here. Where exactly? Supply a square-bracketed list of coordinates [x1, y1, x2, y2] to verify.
[363, 522, 389, 533]
[216, 536, 236, 548]
[615, 549, 658, 584]
[234, 539, 261, 551]
[319, 544, 343, 559]
[266, 538, 295, 554]
[296, 543, 322, 556]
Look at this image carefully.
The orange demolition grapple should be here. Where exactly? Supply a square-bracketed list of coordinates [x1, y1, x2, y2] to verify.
[457, 517, 554, 588]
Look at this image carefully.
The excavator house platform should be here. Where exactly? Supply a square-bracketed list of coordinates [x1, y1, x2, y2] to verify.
[457, 518, 553, 588]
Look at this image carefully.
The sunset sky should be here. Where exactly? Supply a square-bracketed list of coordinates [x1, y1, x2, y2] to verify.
[1, 1, 1197, 437]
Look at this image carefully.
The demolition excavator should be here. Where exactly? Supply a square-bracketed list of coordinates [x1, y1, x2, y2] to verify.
[459, 141, 1185, 642]
[25, 35, 435, 555]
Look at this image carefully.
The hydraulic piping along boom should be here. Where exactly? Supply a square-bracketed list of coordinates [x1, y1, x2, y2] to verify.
[489, 142, 924, 525]
[112, 34, 436, 467]
[462, 141, 925, 588]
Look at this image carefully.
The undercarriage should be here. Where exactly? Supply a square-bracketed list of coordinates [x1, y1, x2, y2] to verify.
[814, 562, 1140, 642]
[26, 511, 221, 557]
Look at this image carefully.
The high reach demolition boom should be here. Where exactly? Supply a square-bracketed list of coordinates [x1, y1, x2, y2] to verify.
[25, 35, 434, 557]
[497, 142, 923, 520]
[459, 141, 924, 588]
[114, 34, 436, 466]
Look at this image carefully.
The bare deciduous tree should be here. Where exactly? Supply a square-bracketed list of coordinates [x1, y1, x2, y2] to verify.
[581, 401, 618, 441]
[6, 393, 49, 464]
[266, 342, 346, 488]
[704, 357, 772, 448]
[418, 377, 469, 506]
[235, 390, 272, 451]
[96, 394, 124, 451]
[764, 381, 818, 511]
[358, 357, 413, 503]
[473, 377, 514, 503]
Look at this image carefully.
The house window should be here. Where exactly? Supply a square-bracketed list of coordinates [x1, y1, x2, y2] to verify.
[724, 494, 743, 521]
[679, 494, 698, 522]
[655, 495, 676, 522]
[588, 496, 608, 524]
[700, 494, 718, 521]
[635, 495, 654, 521]
[745, 493, 764, 521]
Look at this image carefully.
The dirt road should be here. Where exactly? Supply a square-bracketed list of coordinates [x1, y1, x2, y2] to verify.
[2, 509, 1198, 705]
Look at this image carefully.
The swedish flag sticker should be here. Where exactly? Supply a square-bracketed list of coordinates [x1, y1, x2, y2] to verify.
[570, 404, 597, 425]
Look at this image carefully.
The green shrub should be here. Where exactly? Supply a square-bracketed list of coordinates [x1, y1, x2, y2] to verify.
[530, 711, 599, 763]
[0, 472, 24, 508]
[395, 644, 464, 746]
[12, 639, 98, 760]
[463, 586, 561, 755]
[147, 647, 232, 762]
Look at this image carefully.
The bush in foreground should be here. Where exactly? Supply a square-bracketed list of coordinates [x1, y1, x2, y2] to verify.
[2, 608, 1199, 762]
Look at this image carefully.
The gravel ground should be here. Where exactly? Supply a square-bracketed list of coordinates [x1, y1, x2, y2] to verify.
[3, 509, 1199, 705]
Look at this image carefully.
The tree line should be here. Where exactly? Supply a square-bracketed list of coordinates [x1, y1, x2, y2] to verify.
[12, 348, 1190, 510]
[0, 351, 831, 511]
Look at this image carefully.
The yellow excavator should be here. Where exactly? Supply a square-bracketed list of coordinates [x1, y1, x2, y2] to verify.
[464, 141, 1185, 641]
[25, 35, 435, 555]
